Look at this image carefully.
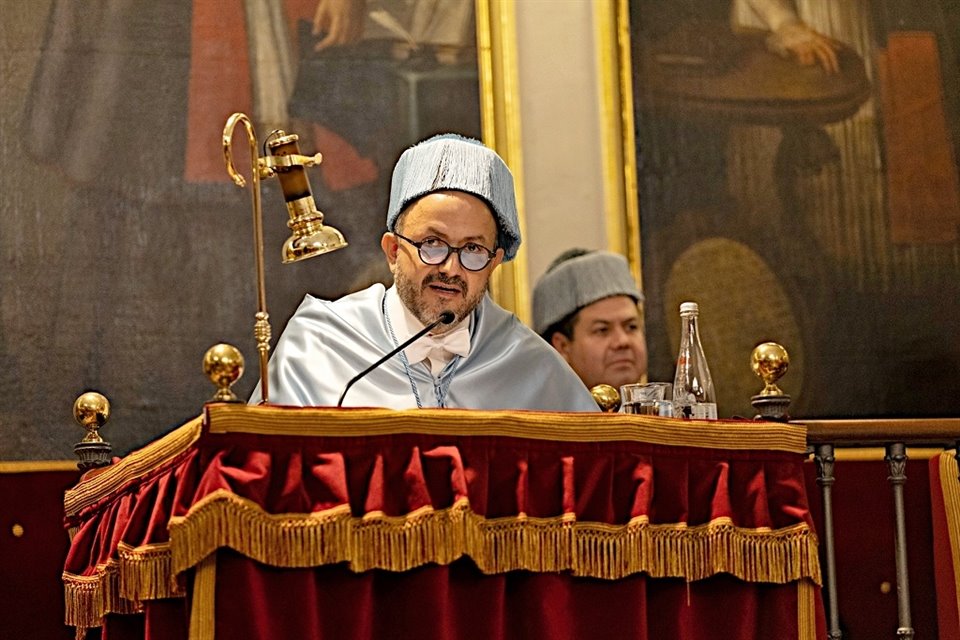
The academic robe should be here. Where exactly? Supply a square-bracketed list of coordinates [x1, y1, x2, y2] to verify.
[253, 284, 600, 411]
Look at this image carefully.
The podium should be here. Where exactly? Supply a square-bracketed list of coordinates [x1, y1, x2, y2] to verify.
[63, 404, 825, 639]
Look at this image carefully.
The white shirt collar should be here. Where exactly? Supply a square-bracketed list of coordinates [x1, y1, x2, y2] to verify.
[385, 286, 472, 375]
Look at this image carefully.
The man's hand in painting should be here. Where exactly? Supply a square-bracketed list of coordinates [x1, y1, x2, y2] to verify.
[312, 0, 367, 51]
[768, 20, 841, 73]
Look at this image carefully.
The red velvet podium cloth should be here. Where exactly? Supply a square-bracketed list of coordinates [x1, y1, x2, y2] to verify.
[62, 404, 825, 639]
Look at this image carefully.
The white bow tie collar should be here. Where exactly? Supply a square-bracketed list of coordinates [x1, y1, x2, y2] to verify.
[403, 322, 471, 368]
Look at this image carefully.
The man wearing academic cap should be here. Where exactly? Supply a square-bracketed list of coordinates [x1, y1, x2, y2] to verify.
[533, 249, 648, 391]
[257, 134, 598, 411]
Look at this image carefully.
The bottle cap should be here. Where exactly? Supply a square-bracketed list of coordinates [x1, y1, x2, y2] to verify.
[680, 301, 699, 314]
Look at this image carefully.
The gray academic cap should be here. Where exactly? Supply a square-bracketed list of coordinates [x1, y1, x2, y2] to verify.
[386, 134, 521, 261]
[532, 250, 644, 335]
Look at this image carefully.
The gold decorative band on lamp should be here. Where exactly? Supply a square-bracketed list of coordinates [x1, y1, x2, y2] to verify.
[221, 113, 347, 404]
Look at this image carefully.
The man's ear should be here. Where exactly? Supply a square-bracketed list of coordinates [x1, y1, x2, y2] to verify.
[550, 332, 572, 361]
[381, 232, 399, 265]
[489, 247, 505, 271]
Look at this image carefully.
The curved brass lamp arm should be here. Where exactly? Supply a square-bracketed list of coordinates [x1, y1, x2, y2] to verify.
[223, 113, 271, 403]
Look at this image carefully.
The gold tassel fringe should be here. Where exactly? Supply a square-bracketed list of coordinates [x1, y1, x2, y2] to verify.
[63, 561, 142, 631]
[68, 489, 820, 628]
[166, 489, 820, 583]
[798, 578, 817, 640]
[188, 555, 217, 640]
[118, 541, 185, 602]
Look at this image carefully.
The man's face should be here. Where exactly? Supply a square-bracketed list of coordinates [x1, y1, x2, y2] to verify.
[551, 295, 648, 389]
[381, 190, 504, 334]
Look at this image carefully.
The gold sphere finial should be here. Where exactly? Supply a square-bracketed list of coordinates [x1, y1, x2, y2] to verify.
[590, 384, 621, 413]
[203, 343, 245, 402]
[73, 392, 110, 443]
[72, 392, 113, 470]
[751, 342, 789, 397]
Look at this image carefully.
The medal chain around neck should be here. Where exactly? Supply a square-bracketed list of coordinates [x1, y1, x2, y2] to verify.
[382, 295, 463, 408]
[382, 295, 424, 408]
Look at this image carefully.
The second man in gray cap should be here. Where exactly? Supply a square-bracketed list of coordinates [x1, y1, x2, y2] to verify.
[532, 249, 648, 391]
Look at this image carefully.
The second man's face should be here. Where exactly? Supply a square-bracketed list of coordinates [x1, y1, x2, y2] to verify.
[552, 295, 648, 390]
[381, 190, 504, 333]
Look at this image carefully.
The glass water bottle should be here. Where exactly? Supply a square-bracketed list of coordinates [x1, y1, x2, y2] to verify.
[672, 302, 717, 419]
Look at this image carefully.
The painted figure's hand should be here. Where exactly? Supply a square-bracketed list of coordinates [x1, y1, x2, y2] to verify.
[312, 0, 367, 51]
[767, 21, 841, 74]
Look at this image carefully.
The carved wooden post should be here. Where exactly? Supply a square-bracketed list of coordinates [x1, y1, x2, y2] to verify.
[885, 442, 914, 639]
[814, 443, 842, 640]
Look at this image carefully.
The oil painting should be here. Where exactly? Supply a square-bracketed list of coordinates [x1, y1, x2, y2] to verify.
[1, 0, 481, 458]
[629, 0, 960, 418]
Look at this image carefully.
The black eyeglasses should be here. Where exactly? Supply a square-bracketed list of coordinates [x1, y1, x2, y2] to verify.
[393, 232, 497, 272]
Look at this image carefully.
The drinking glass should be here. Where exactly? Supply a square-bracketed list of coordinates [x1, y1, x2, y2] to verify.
[620, 382, 674, 417]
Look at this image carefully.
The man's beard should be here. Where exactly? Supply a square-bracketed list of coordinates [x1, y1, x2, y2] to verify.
[394, 267, 486, 333]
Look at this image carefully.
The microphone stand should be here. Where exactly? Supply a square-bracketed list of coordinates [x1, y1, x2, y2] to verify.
[337, 311, 455, 407]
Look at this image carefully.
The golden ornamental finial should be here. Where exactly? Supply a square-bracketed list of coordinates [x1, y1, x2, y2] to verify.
[590, 384, 621, 413]
[751, 342, 790, 397]
[73, 392, 113, 470]
[203, 343, 245, 402]
[73, 392, 110, 443]
[750, 342, 792, 421]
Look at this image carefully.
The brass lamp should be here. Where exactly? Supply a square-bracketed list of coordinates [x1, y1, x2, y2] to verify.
[222, 113, 347, 403]
[260, 131, 348, 263]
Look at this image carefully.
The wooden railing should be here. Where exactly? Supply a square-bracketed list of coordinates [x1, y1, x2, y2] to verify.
[799, 418, 960, 639]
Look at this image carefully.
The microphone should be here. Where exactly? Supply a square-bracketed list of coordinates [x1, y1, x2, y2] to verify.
[337, 311, 456, 407]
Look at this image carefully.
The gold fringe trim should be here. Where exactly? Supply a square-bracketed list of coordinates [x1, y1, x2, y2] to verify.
[798, 578, 816, 639]
[938, 451, 960, 620]
[65, 416, 203, 518]
[167, 489, 821, 585]
[189, 555, 216, 640]
[67, 490, 820, 627]
[468, 514, 821, 584]
[118, 541, 185, 602]
[64, 543, 187, 631]
[205, 403, 809, 453]
[63, 560, 142, 631]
